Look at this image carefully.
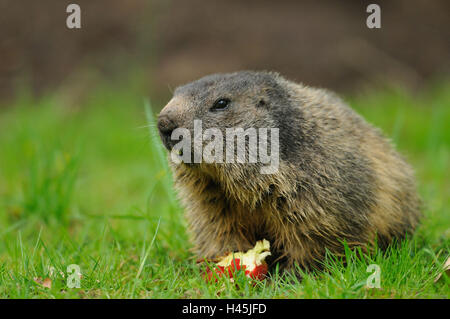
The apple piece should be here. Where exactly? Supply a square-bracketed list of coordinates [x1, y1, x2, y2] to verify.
[205, 239, 271, 282]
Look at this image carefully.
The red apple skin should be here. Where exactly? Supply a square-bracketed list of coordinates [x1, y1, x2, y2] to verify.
[246, 263, 268, 280]
[227, 258, 242, 277]
[204, 265, 225, 282]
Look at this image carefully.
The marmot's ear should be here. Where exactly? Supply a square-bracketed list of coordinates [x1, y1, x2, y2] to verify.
[257, 99, 267, 108]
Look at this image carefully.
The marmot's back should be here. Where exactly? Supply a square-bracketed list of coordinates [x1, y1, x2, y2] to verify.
[157, 71, 421, 271]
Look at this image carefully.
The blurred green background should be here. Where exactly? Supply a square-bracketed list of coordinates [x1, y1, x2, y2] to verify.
[0, 0, 448, 298]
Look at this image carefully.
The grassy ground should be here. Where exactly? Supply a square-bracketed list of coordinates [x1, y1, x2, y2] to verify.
[0, 81, 448, 298]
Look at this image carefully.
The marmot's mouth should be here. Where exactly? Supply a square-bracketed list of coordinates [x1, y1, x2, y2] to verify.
[159, 133, 175, 151]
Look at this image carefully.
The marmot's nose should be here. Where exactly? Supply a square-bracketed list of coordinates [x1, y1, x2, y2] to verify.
[157, 115, 178, 150]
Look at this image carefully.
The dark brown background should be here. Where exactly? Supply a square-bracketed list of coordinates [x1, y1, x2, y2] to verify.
[1, 0, 449, 102]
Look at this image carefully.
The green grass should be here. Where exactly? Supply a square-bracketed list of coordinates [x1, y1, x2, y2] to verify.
[0, 81, 448, 298]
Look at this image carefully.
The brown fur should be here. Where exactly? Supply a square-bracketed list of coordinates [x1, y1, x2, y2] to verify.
[157, 71, 421, 271]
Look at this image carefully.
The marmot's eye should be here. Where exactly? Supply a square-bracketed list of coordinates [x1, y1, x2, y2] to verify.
[210, 98, 230, 111]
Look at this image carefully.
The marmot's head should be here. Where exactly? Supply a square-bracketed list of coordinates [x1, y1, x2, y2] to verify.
[157, 71, 300, 202]
[158, 71, 292, 149]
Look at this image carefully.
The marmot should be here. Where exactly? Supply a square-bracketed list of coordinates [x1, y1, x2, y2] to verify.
[157, 71, 421, 271]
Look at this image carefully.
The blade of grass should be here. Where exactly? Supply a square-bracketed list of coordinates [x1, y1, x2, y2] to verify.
[144, 99, 177, 207]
